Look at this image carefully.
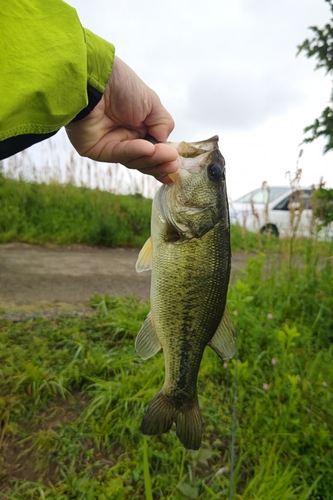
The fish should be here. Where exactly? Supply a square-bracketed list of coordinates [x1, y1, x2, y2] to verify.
[135, 135, 235, 450]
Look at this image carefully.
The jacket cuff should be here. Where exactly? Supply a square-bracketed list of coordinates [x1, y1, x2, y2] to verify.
[72, 29, 115, 121]
[72, 85, 103, 122]
[84, 28, 115, 93]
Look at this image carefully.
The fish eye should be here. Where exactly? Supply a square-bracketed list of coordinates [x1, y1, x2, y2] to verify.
[207, 163, 224, 183]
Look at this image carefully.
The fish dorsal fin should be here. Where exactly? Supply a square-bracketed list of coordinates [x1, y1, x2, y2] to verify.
[208, 306, 235, 360]
[135, 312, 162, 359]
[136, 237, 153, 273]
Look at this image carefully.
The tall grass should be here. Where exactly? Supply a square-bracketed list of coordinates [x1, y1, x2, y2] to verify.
[0, 234, 332, 499]
[2, 131, 160, 199]
[0, 175, 152, 247]
[2, 174, 330, 255]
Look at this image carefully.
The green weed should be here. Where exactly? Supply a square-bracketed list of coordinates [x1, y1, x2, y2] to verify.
[3, 175, 330, 254]
[0, 176, 152, 247]
[0, 238, 332, 498]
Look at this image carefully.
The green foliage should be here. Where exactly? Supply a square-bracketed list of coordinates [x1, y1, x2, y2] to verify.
[0, 176, 152, 247]
[227, 246, 333, 499]
[230, 223, 286, 253]
[312, 187, 333, 228]
[0, 175, 287, 252]
[297, 0, 333, 152]
[0, 237, 333, 499]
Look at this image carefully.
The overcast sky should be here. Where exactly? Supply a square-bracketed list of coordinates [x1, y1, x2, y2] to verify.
[12, 0, 333, 200]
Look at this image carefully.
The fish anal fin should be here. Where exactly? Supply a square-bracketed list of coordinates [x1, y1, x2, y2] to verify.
[135, 312, 161, 360]
[141, 392, 202, 450]
[208, 306, 235, 360]
[136, 237, 153, 273]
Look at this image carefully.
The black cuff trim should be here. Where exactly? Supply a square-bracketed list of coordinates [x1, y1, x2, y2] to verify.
[0, 85, 103, 160]
[0, 131, 58, 160]
[72, 85, 103, 122]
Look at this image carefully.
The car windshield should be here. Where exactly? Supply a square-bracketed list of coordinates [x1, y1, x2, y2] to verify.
[234, 187, 290, 204]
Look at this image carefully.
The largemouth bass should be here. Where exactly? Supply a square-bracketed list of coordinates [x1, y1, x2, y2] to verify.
[135, 136, 235, 450]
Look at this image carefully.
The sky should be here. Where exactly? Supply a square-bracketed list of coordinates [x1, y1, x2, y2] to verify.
[7, 0, 333, 200]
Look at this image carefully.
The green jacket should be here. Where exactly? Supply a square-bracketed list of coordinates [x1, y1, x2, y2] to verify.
[0, 0, 115, 159]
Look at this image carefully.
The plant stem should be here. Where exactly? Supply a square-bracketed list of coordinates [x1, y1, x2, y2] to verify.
[143, 436, 153, 500]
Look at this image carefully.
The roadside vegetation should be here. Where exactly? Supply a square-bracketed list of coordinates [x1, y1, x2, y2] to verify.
[0, 233, 332, 498]
[1, 174, 333, 498]
[0, 175, 151, 248]
[0, 175, 330, 255]
[0, 175, 261, 250]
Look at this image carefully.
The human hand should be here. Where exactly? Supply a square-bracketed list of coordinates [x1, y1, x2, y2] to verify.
[65, 56, 178, 183]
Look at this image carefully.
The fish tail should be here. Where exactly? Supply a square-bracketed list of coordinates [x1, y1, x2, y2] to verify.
[140, 392, 202, 450]
[140, 392, 175, 436]
[175, 397, 202, 450]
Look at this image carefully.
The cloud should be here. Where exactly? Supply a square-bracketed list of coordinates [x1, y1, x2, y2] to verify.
[185, 68, 305, 130]
[28, 0, 333, 198]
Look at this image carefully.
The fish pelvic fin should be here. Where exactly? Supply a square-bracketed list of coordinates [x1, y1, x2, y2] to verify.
[140, 392, 202, 450]
[135, 312, 161, 360]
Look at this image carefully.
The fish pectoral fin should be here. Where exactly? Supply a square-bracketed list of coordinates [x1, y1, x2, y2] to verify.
[136, 237, 153, 273]
[208, 306, 235, 360]
[135, 312, 162, 359]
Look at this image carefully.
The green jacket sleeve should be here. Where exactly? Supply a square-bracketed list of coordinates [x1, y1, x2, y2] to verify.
[0, 0, 115, 159]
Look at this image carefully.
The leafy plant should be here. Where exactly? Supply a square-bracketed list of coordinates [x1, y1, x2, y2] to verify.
[1, 235, 333, 498]
[312, 187, 333, 228]
[297, 0, 333, 152]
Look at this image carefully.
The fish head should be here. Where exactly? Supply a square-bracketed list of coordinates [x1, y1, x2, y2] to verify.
[159, 136, 229, 239]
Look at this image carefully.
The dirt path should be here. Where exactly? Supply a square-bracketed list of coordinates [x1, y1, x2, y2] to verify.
[0, 243, 253, 311]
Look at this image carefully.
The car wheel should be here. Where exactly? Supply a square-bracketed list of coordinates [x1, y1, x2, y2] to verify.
[260, 224, 279, 237]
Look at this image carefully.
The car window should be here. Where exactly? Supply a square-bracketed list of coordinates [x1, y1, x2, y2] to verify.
[273, 190, 313, 211]
[235, 186, 290, 204]
[300, 190, 312, 209]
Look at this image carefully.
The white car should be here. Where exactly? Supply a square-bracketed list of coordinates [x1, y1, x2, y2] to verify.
[229, 185, 333, 240]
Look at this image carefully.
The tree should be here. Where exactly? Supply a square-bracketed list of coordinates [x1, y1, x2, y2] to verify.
[312, 187, 333, 229]
[298, 0, 333, 152]
[298, 2, 333, 233]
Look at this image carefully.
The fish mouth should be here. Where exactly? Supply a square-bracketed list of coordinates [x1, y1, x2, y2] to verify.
[167, 136, 219, 155]
[168, 136, 220, 177]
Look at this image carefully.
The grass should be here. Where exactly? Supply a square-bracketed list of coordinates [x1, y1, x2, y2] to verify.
[0, 175, 151, 248]
[1, 174, 331, 256]
[0, 235, 332, 499]
[1, 172, 332, 498]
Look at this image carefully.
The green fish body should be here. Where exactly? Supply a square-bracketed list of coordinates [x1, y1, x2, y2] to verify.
[136, 136, 235, 450]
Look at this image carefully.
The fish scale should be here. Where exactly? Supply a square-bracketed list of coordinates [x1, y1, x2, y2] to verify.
[157, 230, 229, 387]
[135, 136, 235, 450]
